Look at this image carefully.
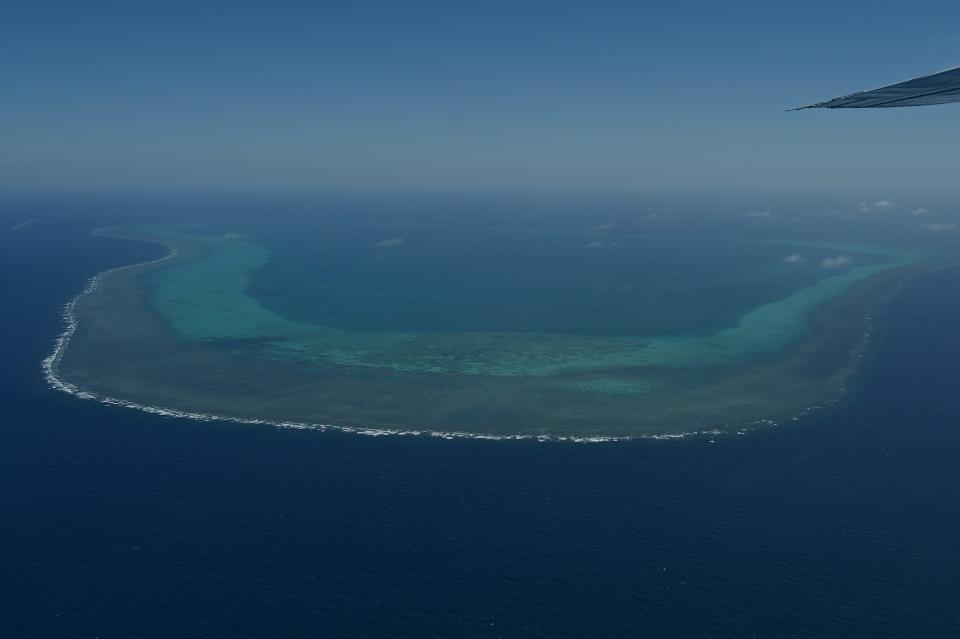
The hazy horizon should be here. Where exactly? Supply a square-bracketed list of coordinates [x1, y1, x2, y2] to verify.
[5, 1, 960, 192]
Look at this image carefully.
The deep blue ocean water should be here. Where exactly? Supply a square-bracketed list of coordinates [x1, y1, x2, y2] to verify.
[3, 197, 960, 637]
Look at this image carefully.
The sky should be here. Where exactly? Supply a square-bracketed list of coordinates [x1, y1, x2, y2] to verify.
[4, 0, 960, 192]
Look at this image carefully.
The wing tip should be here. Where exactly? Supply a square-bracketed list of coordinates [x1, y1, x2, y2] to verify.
[788, 64, 960, 112]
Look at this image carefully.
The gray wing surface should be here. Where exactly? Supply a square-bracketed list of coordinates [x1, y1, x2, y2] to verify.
[792, 65, 960, 110]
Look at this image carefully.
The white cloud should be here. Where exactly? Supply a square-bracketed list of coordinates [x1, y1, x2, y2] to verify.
[821, 255, 853, 269]
[589, 223, 617, 230]
[377, 237, 405, 247]
[586, 240, 619, 249]
[9, 218, 37, 231]
[858, 200, 896, 212]
[222, 231, 242, 240]
[781, 254, 806, 264]
[746, 210, 775, 219]
[922, 222, 958, 232]
[909, 208, 929, 217]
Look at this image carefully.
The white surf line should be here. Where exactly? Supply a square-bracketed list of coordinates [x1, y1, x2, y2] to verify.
[42, 230, 181, 400]
[40, 227, 895, 444]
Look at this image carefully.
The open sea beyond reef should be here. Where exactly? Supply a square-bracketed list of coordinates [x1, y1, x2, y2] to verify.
[3, 193, 960, 637]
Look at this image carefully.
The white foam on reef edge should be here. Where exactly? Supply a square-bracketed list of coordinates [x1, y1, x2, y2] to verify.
[43, 227, 926, 444]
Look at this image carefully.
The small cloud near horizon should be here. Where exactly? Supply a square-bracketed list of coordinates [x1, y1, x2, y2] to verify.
[589, 223, 617, 231]
[821, 255, 853, 269]
[909, 208, 928, 217]
[9, 218, 37, 232]
[857, 200, 896, 212]
[746, 210, 776, 220]
[586, 240, 619, 249]
[377, 237, 405, 247]
[922, 222, 958, 232]
[781, 254, 806, 264]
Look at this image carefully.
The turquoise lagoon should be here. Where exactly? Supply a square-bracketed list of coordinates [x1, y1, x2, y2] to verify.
[54, 222, 927, 438]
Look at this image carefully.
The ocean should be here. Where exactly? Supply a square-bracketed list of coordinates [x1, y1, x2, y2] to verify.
[2, 194, 959, 637]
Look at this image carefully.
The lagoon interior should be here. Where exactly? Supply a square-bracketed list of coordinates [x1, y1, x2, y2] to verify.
[56, 209, 931, 437]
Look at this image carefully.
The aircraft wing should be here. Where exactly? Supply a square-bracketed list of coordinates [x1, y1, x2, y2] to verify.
[792, 65, 960, 109]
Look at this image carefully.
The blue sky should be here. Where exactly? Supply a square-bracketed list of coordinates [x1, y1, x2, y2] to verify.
[4, 0, 960, 191]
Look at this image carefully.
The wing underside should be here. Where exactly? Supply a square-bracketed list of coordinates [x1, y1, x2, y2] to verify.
[793, 65, 960, 109]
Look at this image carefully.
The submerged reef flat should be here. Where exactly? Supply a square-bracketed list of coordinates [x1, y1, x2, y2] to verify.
[49, 223, 930, 439]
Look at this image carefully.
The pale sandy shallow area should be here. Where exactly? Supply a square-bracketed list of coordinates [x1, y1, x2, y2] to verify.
[47, 225, 933, 439]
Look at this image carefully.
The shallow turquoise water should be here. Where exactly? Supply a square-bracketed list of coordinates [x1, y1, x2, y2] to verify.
[246, 223, 892, 337]
[144, 224, 919, 376]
